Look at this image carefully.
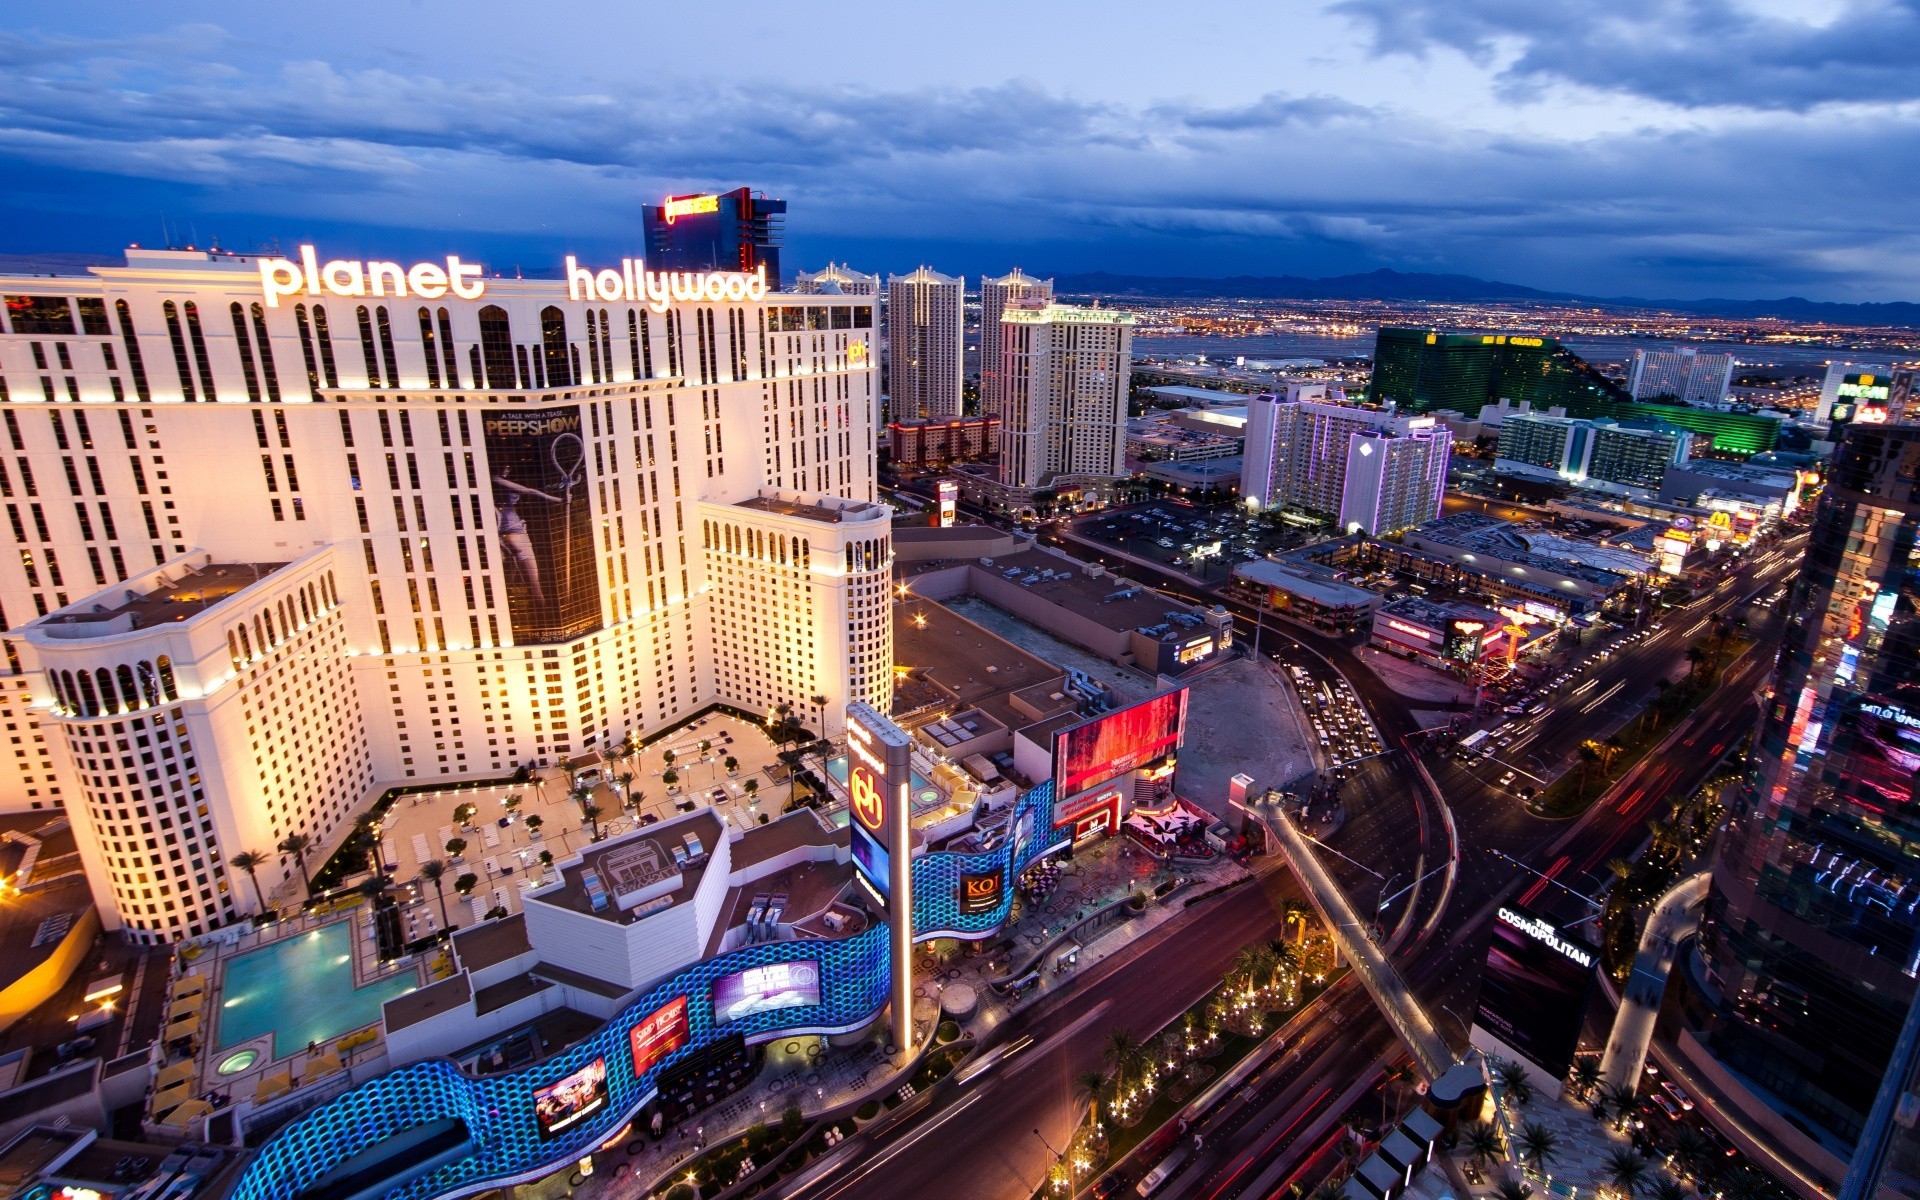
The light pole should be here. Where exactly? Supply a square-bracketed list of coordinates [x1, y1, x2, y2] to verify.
[1032, 1128, 1068, 1196]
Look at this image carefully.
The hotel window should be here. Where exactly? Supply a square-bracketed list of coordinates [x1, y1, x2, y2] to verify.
[376, 305, 401, 389]
[436, 308, 460, 387]
[250, 303, 281, 401]
[161, 302, 196, 402]
[541, 306, 573, 388]
[478, 306, 515, 390]
[113, 301, 151, 401]
[182, 303, 217, 400]
[585, 309, 602, 383]
[356, 306, 382, 388]
[599, 308, 613, 382]
[416, 308, 442, 388]
[230, 303, 263, 401]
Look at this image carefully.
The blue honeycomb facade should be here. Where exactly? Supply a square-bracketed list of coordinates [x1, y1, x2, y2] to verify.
[233, 781, 1065, 1200]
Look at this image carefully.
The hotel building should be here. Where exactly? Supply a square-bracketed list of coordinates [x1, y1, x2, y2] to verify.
[978, 269, 1053, 420]
[996, 303, 1133, 490]
[0, 245, 888, 942]
[1241, 387, 1451, 535]
[883, 268, 964, 421]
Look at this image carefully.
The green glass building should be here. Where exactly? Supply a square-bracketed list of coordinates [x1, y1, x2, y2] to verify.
[1369, 327, 1780, 456]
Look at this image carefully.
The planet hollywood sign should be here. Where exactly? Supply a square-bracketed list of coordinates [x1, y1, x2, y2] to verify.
[257, 244, 768, 314]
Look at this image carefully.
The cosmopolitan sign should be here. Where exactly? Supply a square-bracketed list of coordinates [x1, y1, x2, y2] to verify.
[258, 245, 485, 307]
[567, 257, 768, 312]
[1496, 906, 1594, 968]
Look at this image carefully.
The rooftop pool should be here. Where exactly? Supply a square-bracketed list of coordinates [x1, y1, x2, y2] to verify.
[216, 921, 418, 1060]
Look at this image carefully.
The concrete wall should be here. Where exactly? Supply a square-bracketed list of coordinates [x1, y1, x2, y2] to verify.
[0, 903, 98, 1035]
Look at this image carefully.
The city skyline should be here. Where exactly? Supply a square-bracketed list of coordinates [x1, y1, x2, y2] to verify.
[3, 3, 1918, 302]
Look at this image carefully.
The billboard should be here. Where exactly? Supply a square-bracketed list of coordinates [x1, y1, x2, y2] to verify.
[937, 480, 958, 527]
[484, 407, 601, 644]
[1472, 906, 1597, 1082]
[959, 868, 1004, 915]
[712, 960, 821, 1026]
[628, 995, 689, 1080]
[532, 1058, 608, 1139]
[1055, 689, 1188, 799]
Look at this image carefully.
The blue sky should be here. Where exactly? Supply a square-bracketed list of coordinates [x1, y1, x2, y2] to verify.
[3, 1, 1917, 300]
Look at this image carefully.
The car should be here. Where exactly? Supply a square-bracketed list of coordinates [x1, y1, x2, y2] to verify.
[1661, 1081, 1694, 1111]
[1649, 1094, 1684, 1121]
[1499, 772, 1517, 787]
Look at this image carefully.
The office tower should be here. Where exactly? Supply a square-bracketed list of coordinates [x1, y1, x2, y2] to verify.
[640, 187, 786, 287]
[1241, 389, 1450, 534]
[0, 244, 886, 942]
[885, 267, 964, 421]
[1694, 421, 1920, 1169]
[794, 263, 879, 296]
[1496, 413, 1690, 493]
[1369, 327, 1782, 456]
[1627, 346, 1736, 406]
[996, 303, 1132, 489]
[979, 269, 1053, 419]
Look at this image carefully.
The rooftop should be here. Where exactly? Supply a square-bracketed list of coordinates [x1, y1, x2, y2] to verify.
[1002, 303, 1134, 326]
[961, 546, 1216, 641]
[1379, 595, 1503, 627]
[892, 595, 1065, 730]
[1233, 560, 1382, 610]
[735, 491, 888, 525]
[34, 560, 286, 638]
[531, 810, 726, 925]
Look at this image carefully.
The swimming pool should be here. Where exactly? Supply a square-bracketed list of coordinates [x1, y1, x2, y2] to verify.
[216, 922, 418, 1059]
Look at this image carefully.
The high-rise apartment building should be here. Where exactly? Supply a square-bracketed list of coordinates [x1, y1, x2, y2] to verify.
[0, 244, 887, 942]
[979, 270, 1053, 420]
[996, 303, 1132, 489]
[794, 263, 879, 296]
[1495, 412, 1691, 494]
[1241, 387, 1450, 535]
[1693, 421, 1920, 1163]
[640, 187, 786, 288]
[1627, 346, 1736, 406]
[884, 267, 964, 421]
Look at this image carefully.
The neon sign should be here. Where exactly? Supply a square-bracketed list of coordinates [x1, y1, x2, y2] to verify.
[662, 194, 721, 224]
[1384, 619, 1436, 640]
[258, 245, 484, 307]
[567, 257, 768, 313]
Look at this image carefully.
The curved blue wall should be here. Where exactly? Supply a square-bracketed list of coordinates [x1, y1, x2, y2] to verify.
[233, 782, 1062, 1200]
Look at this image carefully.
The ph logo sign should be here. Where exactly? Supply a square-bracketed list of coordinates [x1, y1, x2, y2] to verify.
[850, 764, 885, 833]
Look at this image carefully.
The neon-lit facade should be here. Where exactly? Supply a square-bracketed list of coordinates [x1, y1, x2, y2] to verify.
[232, 782, 1070, 1200]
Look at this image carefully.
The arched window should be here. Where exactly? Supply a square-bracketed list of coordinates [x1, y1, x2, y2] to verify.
[250, 303, 281, 401]
[229, 302, 263, 401]
[228, 630, 242, 669]
[75, 671, 99, 717]
[49, 671, 70, 714]
[136, 662, 160, 707]
[311, 305, 340, 388]
[599, 308, 613, 381]
[238, 623, 252, 660]
[95, 668, 118, 714]
[375, 305, 401, 388]
[162, 301, 196, 402]
[156, 656, 178, 702]
[468, 345, 483, 391]
[182, 302, 217, 400]
[478, 306, 515, 390]
[118, 664, 139, 710]
[355, 306, 382, 388]
[416, 307, 442, 388]
[299, 591, 311, 623]
[585, 309, 602, 383]
[114, 300, 152, 402]
[436, 309, 460, 388]
[541, 306, 574, 388]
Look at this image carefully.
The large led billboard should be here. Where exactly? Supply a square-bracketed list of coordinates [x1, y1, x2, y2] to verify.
[959, 868, 1004, 915]
[1055, 688, 1188, 799]
[1472, 906, 1597, 1082]
[532, 1058, 608, 1140]
[628, 995, 688, 1080]
[712, 961, 821, 1026]
[483, 407, 602, 644]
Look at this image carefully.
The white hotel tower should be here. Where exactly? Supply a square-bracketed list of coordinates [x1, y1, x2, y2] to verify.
[0, 245, 891, 942]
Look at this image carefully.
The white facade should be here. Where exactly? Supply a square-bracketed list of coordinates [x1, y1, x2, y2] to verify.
[996, 304, 1133, 490]
[794, 263, 879, 296]
[979, 270, 1053, 421]
[884, 268, 964, 421]
[1627, 347, 1736, 407]
[1242, 391, 1448, 533]
[0, 246, 887, 941]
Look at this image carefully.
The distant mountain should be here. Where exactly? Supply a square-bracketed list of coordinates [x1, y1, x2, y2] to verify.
[1051, 268, 1920, 328]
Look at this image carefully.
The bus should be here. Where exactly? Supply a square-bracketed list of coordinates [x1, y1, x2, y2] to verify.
[1137, 1148, 1191, 1196]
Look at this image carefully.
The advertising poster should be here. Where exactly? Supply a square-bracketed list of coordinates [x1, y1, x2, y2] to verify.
[1055, 689, 1188, 799]
[959, 868, 1004, 915]
[532, 1058, 608, 1139]
[712, 960, 821, 1026]
[850, 755, 890, 906]
[628, 995, 689, 1080]
[1472, 906, 1597, 1082]
[483, 407, 601, 644]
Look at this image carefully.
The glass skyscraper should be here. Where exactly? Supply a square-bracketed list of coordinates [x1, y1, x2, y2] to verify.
[1696, 422, 1920, 1155]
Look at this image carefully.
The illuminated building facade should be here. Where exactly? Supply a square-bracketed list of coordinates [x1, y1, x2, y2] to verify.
[1627, 346, 1735, 406]
[884, 267, 964, 421]
[1695, 422, 1920, 1158]
[1241, 389, 1449, 534]
[1496, 412, 1690, 494]
[886, 415, 999, 468]
[0, 245, 883, 941]
[640, 187, 786, 288]
[979, 269, 1052, 419]
[794, 263, 879, 296]
[996, 303, 1133, 490]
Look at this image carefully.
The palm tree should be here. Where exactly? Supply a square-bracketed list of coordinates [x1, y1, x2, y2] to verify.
[1684, 642, 1708, 680]
[1603, 1147, 1649, 1198]
[1104, 1029, 1143, 1090]
[357, 875, 387, 904]
[455, 872, 479, 899]
[582, 804, 604, 842]
[1516, 1122, 1558, 1171]
[1668, 1125, 1716, 1181]
[229, 850, 269, 913]
[1463, 1121, 1503, 1170]
[1282, 899, 1313, 943]
[616, 772, 636, 807]
[525, 814, 544, 837]
[1495, 1060, 1534, 1108]
[1493, 1180, 1533, 1200]
[277, 833, 314, 897]
[1570, 1056, 1602, 1100]
[1598, 1082, 1637, 1128]
[419, 859, 452, 928]
[355, 813, 388, 875]
[1650, 1179, 1688, 1200]
[1074, 1070, 1108, 1122]
[811, 694, 829, 745]
[1575, 742, 1605, 799]
[445, 836, 468, 861]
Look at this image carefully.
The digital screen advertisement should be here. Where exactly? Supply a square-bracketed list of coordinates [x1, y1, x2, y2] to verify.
[959, 868, 1004, 915]
[532, 1058, 608, 1140]
[483, 406, 602, 644]
[712, 960, 822, 1026]
[849, 757, 890, 905]
[1055, 689, 1188, 798]
[1472, 906, 1597, 1082]
[628, 995, 689, 1080]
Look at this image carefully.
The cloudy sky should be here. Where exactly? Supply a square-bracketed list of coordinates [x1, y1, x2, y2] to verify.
[4, 1, 1917, 300]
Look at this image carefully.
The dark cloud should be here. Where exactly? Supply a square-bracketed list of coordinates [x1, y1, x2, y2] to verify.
[0, 26, 1916, 299]
[1329, 0, 1920, 110]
